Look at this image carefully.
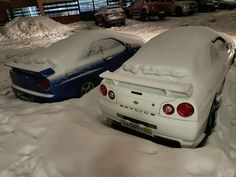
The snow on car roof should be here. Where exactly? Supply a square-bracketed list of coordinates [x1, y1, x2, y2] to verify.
[28, 30, 144, 78]
[121, 26, 219, 80]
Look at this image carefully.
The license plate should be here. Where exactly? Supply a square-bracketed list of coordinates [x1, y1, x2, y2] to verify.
[120, 120, 153, 136]
[16, 91, 34, 101]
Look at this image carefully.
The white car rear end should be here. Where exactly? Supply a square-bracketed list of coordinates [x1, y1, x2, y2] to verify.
[98, 26, 235, 147]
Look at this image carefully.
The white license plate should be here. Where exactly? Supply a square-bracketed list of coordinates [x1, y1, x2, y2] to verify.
[120, 120, 153, 136]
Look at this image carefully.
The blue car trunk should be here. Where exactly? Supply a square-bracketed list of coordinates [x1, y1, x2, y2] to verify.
[10, 68, 53, 94]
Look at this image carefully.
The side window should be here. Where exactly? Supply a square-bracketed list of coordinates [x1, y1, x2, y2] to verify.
[100, 38, 126, 59]
[210, 39, 229, 64]
[88, 41, 103, 59]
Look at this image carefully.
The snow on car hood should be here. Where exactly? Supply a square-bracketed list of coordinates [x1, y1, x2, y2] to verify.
[120, 26, 219, 81]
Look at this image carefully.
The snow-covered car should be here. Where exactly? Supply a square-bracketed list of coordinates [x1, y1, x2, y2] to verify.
[94, 5, 126, 28]
[6, 30, 144, 103]
[99, 26, 235, 148]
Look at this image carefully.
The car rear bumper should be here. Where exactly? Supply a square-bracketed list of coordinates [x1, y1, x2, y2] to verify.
[106, 17, 125, 25]
[11, 84, 56, 103]
[99, 98, 206, 148]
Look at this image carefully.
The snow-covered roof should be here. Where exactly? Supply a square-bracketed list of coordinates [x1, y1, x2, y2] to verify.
[29, 30, 144, 78]
[121, 26, 220, 80]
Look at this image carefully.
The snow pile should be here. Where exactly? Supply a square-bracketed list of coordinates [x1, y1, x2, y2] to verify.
[1, 16, 72, 40]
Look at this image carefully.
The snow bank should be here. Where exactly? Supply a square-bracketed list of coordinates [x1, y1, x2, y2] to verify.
[1, 16, 72, 40]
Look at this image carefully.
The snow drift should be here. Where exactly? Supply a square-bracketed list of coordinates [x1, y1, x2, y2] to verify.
[0, 16, 72, 40]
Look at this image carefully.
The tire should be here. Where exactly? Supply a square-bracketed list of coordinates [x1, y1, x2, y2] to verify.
[102, 19, 110, 28]
[219, 3, 225, 9]
[175, 7, 183, 17]
[94, 20, 99, 26]
[158, 13, 165, 20]
[121, 20, 126, 26]
[205, 97, 218, 135]
[140, 9, 148, 21]
[78, 80, 96, 97]
[210, 6, 216, 12]
[204, 81, 225, 136]
[126, 10, 132, 19]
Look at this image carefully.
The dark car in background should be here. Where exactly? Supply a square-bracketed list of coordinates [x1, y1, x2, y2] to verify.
[94, 5, 126, 28]
[125, 0, 174, 20]
[6, 30, 144, 103]
[172, 0, 198, 16]
[196, 0, 218, 11]
[218, 0, 236, 9]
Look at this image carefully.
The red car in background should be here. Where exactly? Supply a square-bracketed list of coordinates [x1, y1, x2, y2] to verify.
[126, 0, 174, 20]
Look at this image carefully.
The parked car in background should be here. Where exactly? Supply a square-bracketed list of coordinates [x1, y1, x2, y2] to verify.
[196, 0, 218, 11]
[172, 0, 198, 16]
[125, 0, 174, 20]
[6, 30, 144, 103]
[218, 0, 236, 9]
[99, 26, 235, 148]
[94, 5, 126, 28]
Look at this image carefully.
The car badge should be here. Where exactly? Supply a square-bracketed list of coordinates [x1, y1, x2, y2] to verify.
[133, 100, 139, 105]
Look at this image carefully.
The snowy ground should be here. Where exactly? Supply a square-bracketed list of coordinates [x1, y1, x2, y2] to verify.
[0, 11, 236, 177]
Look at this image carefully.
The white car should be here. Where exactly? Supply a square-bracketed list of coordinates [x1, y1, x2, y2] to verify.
[98, 26, 235, 148]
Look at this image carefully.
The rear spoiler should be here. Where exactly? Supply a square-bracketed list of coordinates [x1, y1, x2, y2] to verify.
[5, 62, 55, 78]
[100, 71, 193, 97]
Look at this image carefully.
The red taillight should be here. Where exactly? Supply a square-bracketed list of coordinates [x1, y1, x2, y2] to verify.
[108, 90, 115, 100]
[163, 104, 175, 115]
[42, 79, 50, 91]
[35, 79, 50, 91]
[177, 103, 194, 117]
[100, 84, 107, 96]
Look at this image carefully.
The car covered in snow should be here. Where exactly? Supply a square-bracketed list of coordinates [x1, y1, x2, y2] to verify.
[98, 26, 235, 147]
[6, 30, 144, 103]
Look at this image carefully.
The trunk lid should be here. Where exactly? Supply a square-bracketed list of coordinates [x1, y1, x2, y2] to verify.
[6, 62, 55, 93]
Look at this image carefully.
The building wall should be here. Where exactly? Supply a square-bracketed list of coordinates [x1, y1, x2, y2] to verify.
[9, 0, 37, 8]
[0, 1, 9, 25]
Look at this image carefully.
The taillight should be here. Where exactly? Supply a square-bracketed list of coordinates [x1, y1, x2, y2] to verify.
[163, 104, 175, 115]
[177, 103, 194, 117]
[42, 79, 50, 91]
[108, 90, 115, 100]
[35, 79, 50, 91]
[100, 84, 107, 96]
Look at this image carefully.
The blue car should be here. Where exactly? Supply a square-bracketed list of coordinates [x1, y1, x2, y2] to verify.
[6, 30, 144, 103]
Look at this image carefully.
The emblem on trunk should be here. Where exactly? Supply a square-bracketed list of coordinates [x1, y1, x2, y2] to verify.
[133, 100, 139, 105]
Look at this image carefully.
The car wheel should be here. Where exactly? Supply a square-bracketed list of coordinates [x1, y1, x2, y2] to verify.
[121, 20, 126, 26]
[102, 19, 110, 28]
[219, 3, 225, 9]
[158, 13, 165, 20]
[140, 9, 148, 21]
[79, 80, 96, 97]
[204, 83, 225, 136]
[205, 98, 218, 135]
[175, 7, 183, 17]
[125, 10, 132, 19]
[94, 19, 99, 25]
